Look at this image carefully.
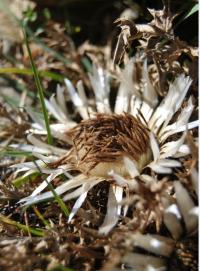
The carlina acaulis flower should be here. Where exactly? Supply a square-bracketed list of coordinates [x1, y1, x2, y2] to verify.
[64, 113, 152, 177]
[11, 57, 198, 235]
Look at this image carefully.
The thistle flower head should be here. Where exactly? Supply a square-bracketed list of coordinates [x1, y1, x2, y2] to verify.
[11, 57, 198, 236]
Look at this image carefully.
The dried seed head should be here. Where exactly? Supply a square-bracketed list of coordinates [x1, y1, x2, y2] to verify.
[66, 113, 152, 177]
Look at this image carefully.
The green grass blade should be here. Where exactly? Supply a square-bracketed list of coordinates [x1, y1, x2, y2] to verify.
[32, 206, 50, 228]
[12, 172, 40, 188]
[0, 67, 65, 82]
[48, 265, 74, 271]
[0, 214, 45, 237]
[24, 30, 53, 145]
[175, 3, 198, 29]
[45, 179, 70, 217]
[182, 3, 198, 21]
[0, 149, 33, 158]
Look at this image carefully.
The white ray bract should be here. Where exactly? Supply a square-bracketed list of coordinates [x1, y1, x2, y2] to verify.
[31, 171, 63, 197]
[114, 59, 136, 114]
[129, 96, 142, 117]
[160, 134, 186, 159]
[115, 95, 129, 114]
[150, 133, 160, 162]
[121, 253, 167, 271]
[189, 207, 199, 216]
[114, 186, 123, 216]
[64, 78, 83, 107]
[107, 172, 137, 217]
[64, 78, 89, 119]
[174, 144, 190, 158]
[142, 60, 158, 108]
[45, 96, 67, 123]
[26, 107, 46, 130]
[108, 170, 128, 187]
[10, 143, 52, 155]
[162, 196, 183, 240]
[49, 123, 75, 142]
[148, 158, 181, 174]
[50, 123, 75, 131]
[153, 159, 181, 168]
[29, 126, 48, 135]
[76, 80, 88, 105]
[67, 179, 103, 222]
[88, 64, 111, 114]
[140, 174, 156, 183]
[56, 84, 68, 116]
[27, 134, 66, 155]
[19, 179, 84, 206]
[27, 87, 75, 139]
[76, 80, 95, 116]
[115, 58, 158, 115]
[32, 152, 58, 163]
[108, 170, 139, 190]
[131, 233, 174, 257]
[158, 97, 194, 142]
[11, 160, 45, 171]
[123, 186, 130, 217]
[148, 164, 171, 174]
[68, 190, 88, 222]
[148, 75, 192, 133]
[191, 168, 198, 196]
[140, 101, 154, 122]
[19, 175, 101, 206]
[30, 122, 74, 140]
[124, 157, 139, 178]
[14, 168, 38, 178]
[174, 181, 198, 234]
[99, 185, 119, 235]
[164, 203, 182, 219]
[163, 210, 183, 240]
[62, 185, 88, 202]
[174, 120, 199, 135]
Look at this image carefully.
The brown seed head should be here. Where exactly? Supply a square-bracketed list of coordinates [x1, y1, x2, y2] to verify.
[66, 113, 152, 177]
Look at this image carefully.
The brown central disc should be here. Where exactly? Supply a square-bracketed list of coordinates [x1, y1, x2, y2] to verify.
[66, 113, 151, 177]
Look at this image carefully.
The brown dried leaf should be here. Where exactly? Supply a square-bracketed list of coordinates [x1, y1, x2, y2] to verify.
[0, 0, 35, 42]
[148, 2, 178, 35]
[0, 103, 30, 139]
[113, 19, 138, 65]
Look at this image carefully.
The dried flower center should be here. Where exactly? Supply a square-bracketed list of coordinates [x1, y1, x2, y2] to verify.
[67, 113, 152, 177]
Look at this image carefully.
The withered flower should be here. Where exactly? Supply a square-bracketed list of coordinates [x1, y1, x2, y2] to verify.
[12, 58, 198, 235]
